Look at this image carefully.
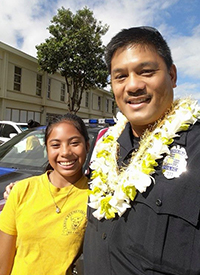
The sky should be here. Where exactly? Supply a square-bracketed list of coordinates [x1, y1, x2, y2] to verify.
[0, 0, 200, 101]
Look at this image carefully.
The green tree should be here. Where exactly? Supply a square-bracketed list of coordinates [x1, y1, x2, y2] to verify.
[36, 6, 109, 113]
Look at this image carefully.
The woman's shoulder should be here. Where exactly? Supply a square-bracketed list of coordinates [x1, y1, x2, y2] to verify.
[13, 173, 47, 193]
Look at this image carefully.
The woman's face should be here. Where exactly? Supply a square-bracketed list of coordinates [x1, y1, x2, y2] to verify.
[47, 121, 88, 185]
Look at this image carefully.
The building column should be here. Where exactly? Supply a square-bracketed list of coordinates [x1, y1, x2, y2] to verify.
[0, 51, 9, 119]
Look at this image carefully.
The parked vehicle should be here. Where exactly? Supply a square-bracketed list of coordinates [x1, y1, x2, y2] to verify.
[0, 124, 107, 211]
[0, 121, 28, 145]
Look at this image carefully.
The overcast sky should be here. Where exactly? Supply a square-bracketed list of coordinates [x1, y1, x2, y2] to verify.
[0, 0, 200, 101]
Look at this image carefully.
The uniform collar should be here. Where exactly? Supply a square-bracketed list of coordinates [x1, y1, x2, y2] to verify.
[117, 122, 140, 165]
[117, 122, 194, 163]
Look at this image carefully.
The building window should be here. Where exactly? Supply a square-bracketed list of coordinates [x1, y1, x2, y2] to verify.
[85, 92, 89, 108]
[36, 74, 42, 96]
[60, 83, 65, 102]
[47, 78, 51, 99]
[98, 96, 101, 110]
[106, 99, 109, 112]
[112, 101, 115, 114]
[6, 108, 41, 123]
[14, 66, 21, 91]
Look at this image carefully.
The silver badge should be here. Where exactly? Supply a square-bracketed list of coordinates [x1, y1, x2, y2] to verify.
[162, 145, 188, 179]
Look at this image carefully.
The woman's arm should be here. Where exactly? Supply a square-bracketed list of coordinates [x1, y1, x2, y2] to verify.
[0, 230, 16, 275]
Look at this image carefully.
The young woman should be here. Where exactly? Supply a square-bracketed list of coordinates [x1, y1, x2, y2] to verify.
[0, 113, 90, 275]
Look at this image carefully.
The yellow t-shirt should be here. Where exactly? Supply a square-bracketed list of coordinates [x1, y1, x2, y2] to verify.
[0, 172, 88, 275]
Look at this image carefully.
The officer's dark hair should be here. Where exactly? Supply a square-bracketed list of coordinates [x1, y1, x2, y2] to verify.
[105, 26, 173, 74]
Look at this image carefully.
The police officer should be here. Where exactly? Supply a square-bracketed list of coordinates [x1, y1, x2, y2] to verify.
[83, 27, 200, 275]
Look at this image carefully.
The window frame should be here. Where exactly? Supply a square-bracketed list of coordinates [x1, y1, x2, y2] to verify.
[36, 74, 42, 96]
[13, 66, 22, 91]
[60, 83, 65, 102]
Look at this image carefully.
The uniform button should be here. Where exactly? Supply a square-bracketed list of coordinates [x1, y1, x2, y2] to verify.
[102, 233, 107, 240]
[156, 199, 162, 206]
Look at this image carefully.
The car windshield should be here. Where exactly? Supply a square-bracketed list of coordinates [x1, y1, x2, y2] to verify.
[17, 124, 29, 131]
[0, 126, 101, 170]
[0, 129, 48, 168]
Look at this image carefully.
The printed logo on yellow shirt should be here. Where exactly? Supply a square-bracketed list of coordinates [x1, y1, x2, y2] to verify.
[62, 210, 86, 235]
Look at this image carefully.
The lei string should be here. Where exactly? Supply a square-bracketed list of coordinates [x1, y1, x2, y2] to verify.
[88, 98, 200, 220]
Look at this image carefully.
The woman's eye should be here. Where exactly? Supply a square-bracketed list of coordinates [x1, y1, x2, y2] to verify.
[51, 143, 60, 147]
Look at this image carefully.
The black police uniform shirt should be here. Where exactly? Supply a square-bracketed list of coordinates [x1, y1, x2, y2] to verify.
[83, 121, 200, 275]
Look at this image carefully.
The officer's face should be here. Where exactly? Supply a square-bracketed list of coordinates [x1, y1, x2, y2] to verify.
[111, 45, 177, 137]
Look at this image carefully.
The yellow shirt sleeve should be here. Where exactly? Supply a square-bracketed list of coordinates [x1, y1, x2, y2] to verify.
[0, 182, 19, 235]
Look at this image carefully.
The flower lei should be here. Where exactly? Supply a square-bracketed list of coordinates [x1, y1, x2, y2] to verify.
[88, 98, 200, 220]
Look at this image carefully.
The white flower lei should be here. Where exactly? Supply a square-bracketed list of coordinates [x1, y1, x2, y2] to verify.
[88, 98, 200, 220]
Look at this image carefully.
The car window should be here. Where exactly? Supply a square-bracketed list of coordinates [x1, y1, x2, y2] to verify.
[2, 124, 18, 137]
[17, 124, 29, 131]
[0, 124, 2, 136]
[0, 126, 104, 174]
[0, 130, 47, 167]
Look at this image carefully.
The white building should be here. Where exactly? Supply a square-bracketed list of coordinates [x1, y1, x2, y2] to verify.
[0, 41, 115, 125]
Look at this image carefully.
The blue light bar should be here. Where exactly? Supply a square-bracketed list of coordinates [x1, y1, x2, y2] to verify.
[89, 119, 98, 124]
[105, 119, 115, 125]
[83, 118, 115, 125]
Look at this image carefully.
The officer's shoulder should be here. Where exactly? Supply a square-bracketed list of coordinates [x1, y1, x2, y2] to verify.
[187, 120, 200, 141]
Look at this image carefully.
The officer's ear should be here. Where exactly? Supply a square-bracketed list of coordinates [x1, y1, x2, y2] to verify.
[169, 64, 177, 88]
